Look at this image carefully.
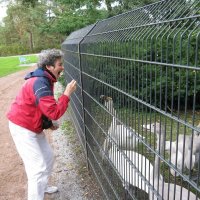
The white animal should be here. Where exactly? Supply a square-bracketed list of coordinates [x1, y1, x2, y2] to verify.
[145, 122, 199, 200]
[164, 124, 200, 176]
[100, 95, 145, 155]
[108, 144, 163, 194]
[165, 140, 195, 176]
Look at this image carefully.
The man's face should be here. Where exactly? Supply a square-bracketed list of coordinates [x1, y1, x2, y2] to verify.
[47, 58, 64, 79]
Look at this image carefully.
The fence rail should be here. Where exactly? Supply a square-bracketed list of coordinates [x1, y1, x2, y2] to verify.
[62, 0, 200, 199]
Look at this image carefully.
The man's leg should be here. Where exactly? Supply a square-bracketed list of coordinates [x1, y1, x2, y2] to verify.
[9, 121, 54, 200]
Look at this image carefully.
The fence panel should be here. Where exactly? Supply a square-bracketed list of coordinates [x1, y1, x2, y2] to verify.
[62, 0, 200, 199]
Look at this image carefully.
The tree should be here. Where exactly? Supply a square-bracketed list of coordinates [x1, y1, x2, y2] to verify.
[0, 0, 167, 56]
[3, 3, 46, 50]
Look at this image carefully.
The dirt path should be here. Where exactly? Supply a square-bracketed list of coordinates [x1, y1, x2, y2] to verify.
[0, 67, 103, 200]
[0, 67, 36, 200]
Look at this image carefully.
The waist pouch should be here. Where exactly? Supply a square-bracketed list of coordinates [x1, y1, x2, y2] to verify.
[42, 115, 53, 129]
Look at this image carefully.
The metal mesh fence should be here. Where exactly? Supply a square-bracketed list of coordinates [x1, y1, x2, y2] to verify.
[62, 0, 200, 199]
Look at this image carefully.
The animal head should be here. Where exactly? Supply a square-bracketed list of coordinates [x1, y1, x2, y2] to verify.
[100, 95, 113, 110]
[143, 122, 165, 135]
[100, 95, 112, 102]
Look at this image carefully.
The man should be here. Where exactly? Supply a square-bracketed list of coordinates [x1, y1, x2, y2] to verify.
[7, 49, 77, 200]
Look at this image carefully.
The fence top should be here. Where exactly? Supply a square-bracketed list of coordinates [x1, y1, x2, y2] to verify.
[62, 24, 96, 45]
[63, 0, 199, 42]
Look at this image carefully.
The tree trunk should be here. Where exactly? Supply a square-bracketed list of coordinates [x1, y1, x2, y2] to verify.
[105, 0, 112, 16]
[27, 31, 33, 52]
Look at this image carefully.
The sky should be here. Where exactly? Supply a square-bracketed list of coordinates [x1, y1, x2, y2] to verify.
[0, 2, 8, 22]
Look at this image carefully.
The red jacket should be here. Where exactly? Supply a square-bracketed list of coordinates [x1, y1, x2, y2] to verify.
[7, 68, 70, 133]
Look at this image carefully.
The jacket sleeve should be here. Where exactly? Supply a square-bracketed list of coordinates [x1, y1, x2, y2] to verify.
[38, 94, 70, 120]
[34, 77, 70, 120]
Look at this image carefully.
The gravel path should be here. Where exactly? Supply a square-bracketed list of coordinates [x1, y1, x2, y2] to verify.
[45, 82, 103, 200]
[0, 67, 102, 200]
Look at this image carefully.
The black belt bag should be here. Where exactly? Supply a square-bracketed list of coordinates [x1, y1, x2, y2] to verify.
[42, 115, 53, 129]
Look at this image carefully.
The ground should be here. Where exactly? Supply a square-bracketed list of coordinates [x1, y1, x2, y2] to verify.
[0, 66, 103, 200]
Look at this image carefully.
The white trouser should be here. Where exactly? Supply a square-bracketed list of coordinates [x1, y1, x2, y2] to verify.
[8, 121, 54, 200]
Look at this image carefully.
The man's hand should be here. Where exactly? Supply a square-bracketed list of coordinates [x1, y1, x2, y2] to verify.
[49, 125, 59, 130]
[64, 80, 77, 97]
[50, 121, 59, 130]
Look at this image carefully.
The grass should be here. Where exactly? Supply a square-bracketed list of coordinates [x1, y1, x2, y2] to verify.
[0, 55, 38, 77]
[61, 120, 75, 141]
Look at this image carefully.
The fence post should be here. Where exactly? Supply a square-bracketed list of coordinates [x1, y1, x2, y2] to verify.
[78, 22, 98, 170]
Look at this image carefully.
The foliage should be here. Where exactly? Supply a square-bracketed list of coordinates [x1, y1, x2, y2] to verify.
[81, 23, 200, 110]
[0, 0, 199, 110]
[0, 0, 109, 56]
[0, 1, 62, 54]
[61, 120, 74, 138]
[58, 73, 65, 86]
[0, 44, 29, 56]
[0, 0, 165, 57]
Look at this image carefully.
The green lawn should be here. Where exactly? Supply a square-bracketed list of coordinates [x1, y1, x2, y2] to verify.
[0, 55, 38, 77]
